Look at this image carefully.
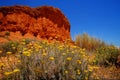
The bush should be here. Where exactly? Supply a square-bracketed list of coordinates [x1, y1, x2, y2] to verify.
[0, 40, 99, 80]
[5, 31, 10, 36]
[0, 41, 19, 56]
[95, 45, 120, 67]
[75, 33, 120, 67]
[75, 33, 105, 51]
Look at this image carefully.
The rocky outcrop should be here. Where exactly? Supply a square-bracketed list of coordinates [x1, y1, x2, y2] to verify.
[0, 5, 71, 42]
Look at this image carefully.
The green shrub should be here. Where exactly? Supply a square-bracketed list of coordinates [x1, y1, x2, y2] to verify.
[0, 41, 19, 56]
[5, 31, 10, 36]
[75, 33, 119, 67]
[95, 45, 119, 67]
[23, 39, 33, 44]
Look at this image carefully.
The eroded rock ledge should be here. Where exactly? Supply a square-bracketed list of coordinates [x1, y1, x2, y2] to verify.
[0, 5, 71, 42]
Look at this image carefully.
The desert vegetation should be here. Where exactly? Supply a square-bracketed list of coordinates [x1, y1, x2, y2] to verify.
[0, 33, 120, 80]
[0, 5, 119, 80]
[75, 33, 120, 66]
[75, 33, 120, 79]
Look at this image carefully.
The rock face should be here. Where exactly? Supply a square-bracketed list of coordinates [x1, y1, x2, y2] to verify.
[0, 5, 71, 42]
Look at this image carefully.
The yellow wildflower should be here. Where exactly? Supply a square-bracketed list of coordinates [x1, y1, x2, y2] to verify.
[72, 45, 77, 48]
[29, 43, 33, 46]
[82, 54, 86, 58]
[49, 57, 54, 60]
[88, 65, 93, 72]
[23, 51, 31, 57]
[66, 50, 69, 53]
[93, 66, 99, 69]
[84, 70, 88, 73]
[26, 53, 30, 57]
[76, 60, 82, 64]
[6, 51, 12, 55]
[0, 50, 3, 54]
[28, 49, 32, 52]
[23, 48, 27, 51]
[88, 67, 93, 72]
[42, 53, 47, 56]
[13, 68, 20, 73]
[76, 69, 81, 75]
[66, 57, 72, 61]
[82, 48, 86, 51]
[62, 53, 66, 56]
[17, 60, 21, 63]
[65, 70, 68, 74]
[71, 51, 74, 54]
[38, 46, 42, 49]
[21, 42, 26, 45]
[58, 46, 63, 50]
[4, 71, 13, 76]
[0, 63, 5, 67]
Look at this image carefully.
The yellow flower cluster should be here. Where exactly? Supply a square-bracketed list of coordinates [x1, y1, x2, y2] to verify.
[70, 45, 78, 49]
[65, 70, 68, 74]
[38, 45, 42, 49]
[23, 51, 31, 57]
[17, 60, 21, 63]
[4, 68, 20, 76]
[6, 51, 12, 55]
[58, 46, 63, 50]
[0, 39, 101, 79]
[0, 63, 5, 67]
[76, 60, 81, 64]
[49, 57, 54, 60]
[76, 69, 80, 75]
[13, 68, 20, 73]
[42, 52, 47, 56]
[4, 71, 13, 76]
[66, 57, 72, 61]
[0, 50, 2, 54]
[88, 65, 99, 72]
[88, 65, 93, 72]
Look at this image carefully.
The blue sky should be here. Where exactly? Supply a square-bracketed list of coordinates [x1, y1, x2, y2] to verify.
[0, 0, 120, 46]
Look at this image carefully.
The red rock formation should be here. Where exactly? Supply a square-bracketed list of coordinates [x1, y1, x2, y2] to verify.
[0, 5, 71, 42]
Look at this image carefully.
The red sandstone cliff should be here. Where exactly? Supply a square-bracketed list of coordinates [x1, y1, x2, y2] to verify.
[0, 5, 71, 42]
